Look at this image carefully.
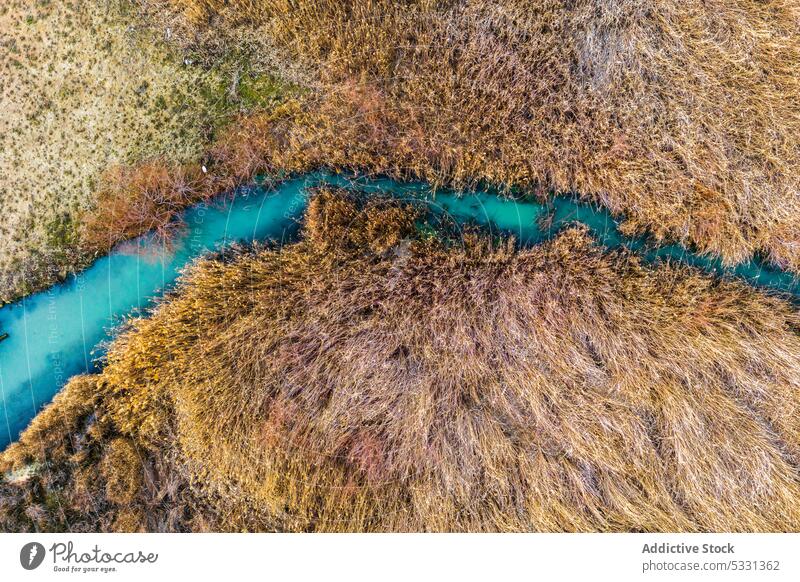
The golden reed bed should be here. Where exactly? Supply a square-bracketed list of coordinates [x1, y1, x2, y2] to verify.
[3, 191, 799, 532]
[145, 0, 800, 271]
[75, 1, 800, 275]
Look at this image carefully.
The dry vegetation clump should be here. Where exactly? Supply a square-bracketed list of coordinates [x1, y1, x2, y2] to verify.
[77, 101, 305, 253]
[149, 0, 800, 272]
[4, 190, 800, 532]
[101, 438, 145, 506]
[79, 160, 207, 252]
[0, 375, 208, 532]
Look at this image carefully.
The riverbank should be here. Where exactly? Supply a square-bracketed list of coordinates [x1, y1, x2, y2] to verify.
[0, 0, 300, 304]
[162, 0, 800, 271]
[7, 0, 800, 303]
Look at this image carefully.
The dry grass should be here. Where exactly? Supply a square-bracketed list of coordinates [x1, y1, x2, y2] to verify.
[0, 0, 296, 301]
[0, 375, 204, 532]
[151, 0, 800, 272]
[4, 190, 800, 532]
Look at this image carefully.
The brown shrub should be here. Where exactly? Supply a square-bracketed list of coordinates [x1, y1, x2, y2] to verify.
[112, 507, 146, 533]
[79, 159, 211, 252]
[0, 375, 98, 474]
[101, 438, 144, 506]
[0, 374, 195, 532]
[302, 189, 419, 254]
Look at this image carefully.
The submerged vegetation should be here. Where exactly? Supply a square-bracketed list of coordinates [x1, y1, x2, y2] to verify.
[3, 191, 800, 532]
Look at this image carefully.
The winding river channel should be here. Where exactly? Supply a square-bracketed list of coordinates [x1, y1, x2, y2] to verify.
[1, 171, 797, 449]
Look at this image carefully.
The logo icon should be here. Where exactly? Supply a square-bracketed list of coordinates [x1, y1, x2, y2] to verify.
[20, 542, 46, 570]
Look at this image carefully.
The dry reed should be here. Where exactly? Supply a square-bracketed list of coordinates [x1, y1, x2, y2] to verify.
[5, 190, 800, 532]
[133, 0, 800, 272]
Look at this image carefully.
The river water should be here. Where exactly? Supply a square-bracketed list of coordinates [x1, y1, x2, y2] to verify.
[1, 171, 796, 449]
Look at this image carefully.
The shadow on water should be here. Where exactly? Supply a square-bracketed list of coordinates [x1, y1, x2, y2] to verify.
[0, 170, 797, 449]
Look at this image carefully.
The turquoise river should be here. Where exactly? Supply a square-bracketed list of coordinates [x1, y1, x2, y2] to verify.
[1, 171, 798, 449]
